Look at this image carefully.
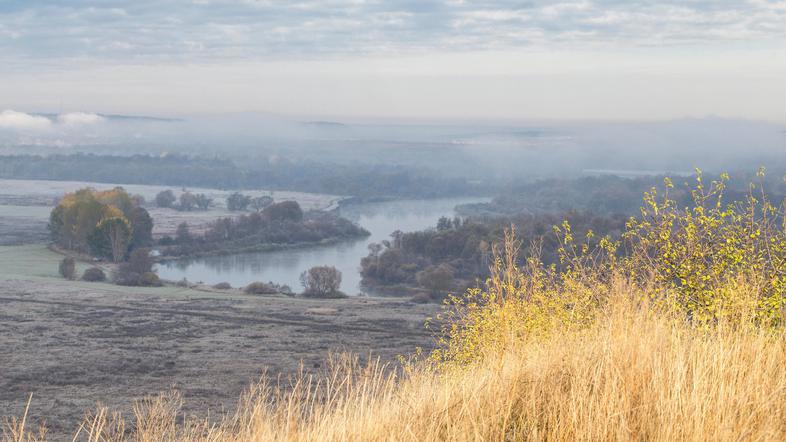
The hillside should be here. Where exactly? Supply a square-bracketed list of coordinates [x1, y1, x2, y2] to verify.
[5, 174, 786, 441]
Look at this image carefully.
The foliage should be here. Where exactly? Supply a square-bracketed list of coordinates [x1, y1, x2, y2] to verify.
[81, 267, 107, 282]
[175, 222, 192, 244]
[460, 175, 691, 217]
[114, 249, 157, 286]
[194, 193, 213, 210]
[49, 187, 152, 262]
[622, 170, 786, 327]
[0, 153, 487, 198]
[262, 201, 303, 222]
[161, 210, 368, 258]
[244, 281, 278, 295]
[139, 272, 163, 287]
[88, 216, 132, 262]
[361, 210, 625, 295]
[114, 270, 161, 287]
[124, 248, 154, 275]
[250, 195, 274, 211]
[212, 282, 232, 290]
[128, 207, 154, 249]
[227, 192, 252, 211]
[155, 190, 177, 208]
[300, 265, 344, 297]
[58, 257, 76, 280]
[430, 171, 786, 369]
[416, 264, 454, 295]
[179, 192, 198, 211]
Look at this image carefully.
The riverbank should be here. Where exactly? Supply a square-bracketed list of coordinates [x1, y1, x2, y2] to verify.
[159, 197, 491, 294]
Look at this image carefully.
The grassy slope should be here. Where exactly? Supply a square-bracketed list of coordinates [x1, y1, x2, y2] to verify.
[0, 244, 80, 279]
[0, 244, 200, 297]
[4, 286, 784, 441]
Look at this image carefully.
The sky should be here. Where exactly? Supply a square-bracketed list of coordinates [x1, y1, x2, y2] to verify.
[1, 0, 786, 121]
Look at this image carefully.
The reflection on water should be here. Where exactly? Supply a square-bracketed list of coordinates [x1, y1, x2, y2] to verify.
[157, 197, 488, 295]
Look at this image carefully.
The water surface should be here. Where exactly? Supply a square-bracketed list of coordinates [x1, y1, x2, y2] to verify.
[157, 197, 487, 294]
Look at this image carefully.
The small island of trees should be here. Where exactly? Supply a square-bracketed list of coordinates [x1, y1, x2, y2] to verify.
[158, 200, 369, 257]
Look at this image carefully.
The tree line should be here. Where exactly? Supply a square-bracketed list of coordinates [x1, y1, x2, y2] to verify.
[458, 173, 785, 218]
[360, 211, 627, 301]
[153, 189, 274, 212]
[0, 153, 487, 198]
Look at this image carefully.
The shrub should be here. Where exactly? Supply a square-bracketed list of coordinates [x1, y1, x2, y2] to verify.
[416, 264, 454, 296]
[81, 267, 106, 282]
[58, 257, 76, 280]
[125, 248, 153, 274]
[300, 266, 343, 297]
[175, 222, 192, 244]
[213, 282, 232, 290]
[114, 270, 162, 287]
[621, 171, 786, 326]
[410, 292, 433, 304]
[194, 193, 212, 210]
[139, 272, 162, 287]
[155, 189, 176, 208]
[114, 249, 155, 286]
[430, 171, 786, 368]
[244, 282, 278, 295]
[250, 195, 274, 211]
[179, 192, 197, 211]
[263, 200, 303, 222]
[227, 192, 251, 211]
[114, 271, 141, 286]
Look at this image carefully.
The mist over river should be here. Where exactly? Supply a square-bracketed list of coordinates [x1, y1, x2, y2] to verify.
[157, 197, 488, 295]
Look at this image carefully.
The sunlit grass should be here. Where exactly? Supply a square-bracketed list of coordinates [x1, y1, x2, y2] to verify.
[5, 284, 785, 441]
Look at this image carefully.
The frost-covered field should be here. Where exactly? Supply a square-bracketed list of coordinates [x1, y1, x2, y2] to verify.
[0, 178, 345, 241]
[0, 244, 436, 439]
[0, 178, 343, 210]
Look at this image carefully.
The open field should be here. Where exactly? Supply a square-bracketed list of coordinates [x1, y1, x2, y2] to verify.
[0, 244, 438, 440]
[0, 178, 345, 243]
[0, 206, 50, 246]
[0, 178, 343, 210]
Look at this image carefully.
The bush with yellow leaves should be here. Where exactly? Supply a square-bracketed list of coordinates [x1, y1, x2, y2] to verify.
[430, 169, 786, 368]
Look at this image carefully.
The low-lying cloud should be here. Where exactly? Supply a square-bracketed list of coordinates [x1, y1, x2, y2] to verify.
[0, 110, 52, 130]
[0, 110, 106, 131]
[58, 112, 105, 126]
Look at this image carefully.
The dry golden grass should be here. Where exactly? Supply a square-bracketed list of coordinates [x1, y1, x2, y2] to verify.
[4, 285, 785, 441]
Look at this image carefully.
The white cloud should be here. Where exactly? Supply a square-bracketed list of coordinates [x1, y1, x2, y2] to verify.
[57, 112, 105, 125]
[0, 110, 52, 130]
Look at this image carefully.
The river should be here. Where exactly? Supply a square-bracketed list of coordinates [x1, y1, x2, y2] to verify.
[156, 197, 488, 295]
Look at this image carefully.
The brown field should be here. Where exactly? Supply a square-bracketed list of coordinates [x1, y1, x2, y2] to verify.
[0, 245, 438, 440]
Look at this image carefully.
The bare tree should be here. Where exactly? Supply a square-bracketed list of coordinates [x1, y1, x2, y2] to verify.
[300, 266, 342, 297]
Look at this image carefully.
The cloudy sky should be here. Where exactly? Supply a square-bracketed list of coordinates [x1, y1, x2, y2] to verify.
[1, 0, 786, 121]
